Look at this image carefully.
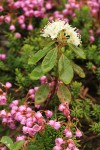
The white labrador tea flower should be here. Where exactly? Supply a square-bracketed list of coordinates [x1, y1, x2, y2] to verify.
[42, 20, 81, 46]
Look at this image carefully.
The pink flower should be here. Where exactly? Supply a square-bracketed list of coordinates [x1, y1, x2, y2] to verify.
[48, 120, 61, 130]
[22, 126, 28, 134]
[1, 146, 7, 150]
[58, 104, 66, 111]
[34, 111, 42, 119]
[16, 135, 26, 141]
[55, 138, 64, 146]
[75, 128, 82, 138]
[53, 146, 62, 150]
[45, 110, 53, 118]
[0, 54, 6, 60]
[5, 15, 11, 23]
[0, 95, 7, 105]
[0, 110, 7, 117]
[32, 124, 41, 132]
[0, 6, 4, 12]
[9, 24, 16, 31]
[27, 24, 33, 30]
[68, 139, 75, 149]
[15, 32, 21, 39]
[28, 89, 35, 95]
[64, 128, 72, 138]
[5, 82, 12, 89]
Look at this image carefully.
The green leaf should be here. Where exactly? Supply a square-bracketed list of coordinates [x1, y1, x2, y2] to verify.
[57, 83, 71, 103]
[29, 65, 44, 80]
[58, 54, 73, 84]
[35, 84, 50, 104]
[42, 48, 58, 73]
[12, 140, 24, 150]
[28, 42, 54, 65]
[68, 44, 86, 59]
[0, 136, 13, 150]
[71, 61, 85, 78]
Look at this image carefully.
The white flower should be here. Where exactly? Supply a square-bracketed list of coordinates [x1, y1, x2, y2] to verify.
[41, 20, 81, 46]
[42, 20, 65, 40]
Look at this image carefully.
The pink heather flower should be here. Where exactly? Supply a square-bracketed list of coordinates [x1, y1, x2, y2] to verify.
[12, 106, 18, 111]
[11, 109, 16, 115]
[46, 2, 52, 10]
[32, 124, 41, 132]
[28, 89, 35, 95]
[45, 110, 53, 118]
[0, 95, 7, 105]
[28, 127, 36, 136]
[5, 82, 12, 89]
[34, 87, 39, 92]
[12, 100, 19, 105]
[2, 118, 8, 123]
[0, 110, 7, 117]
[90, 36, 95, 43]
[20, 117, 26, 125]
[75, 128, 82, 138]
[53, 146, 62, 150]
[48, 120, 61, 130]
[15, 32, 21, 39]
[5, 16, 11, 23]
[16, 135, 26, 141]
[0, 6, 4, 12]
[34, 111, 42, 119]
[1, 146, 7, 150]
[27, 24, 33, 30]
[35, 104, 41, 109]
[0, 54, 6, 60]
[19, 105, 26, 111]
[9, 24, 16, 31]
[40, 76, 47, 84]
[22, 126, 28, 134]
[26, 121, 33, 127]
[9, 123, 16, 129]
[49, 81, 55, 88]
[20, 23, 26, 29]
[64, 128, 72, 138]
[31, 94, 35, 100]
[48, 120, 55, 126]
[68, 139, 75, 149]
[55, 138, 64, 146]
[58, 104, 66, 111]
[26, 107, 32, 112]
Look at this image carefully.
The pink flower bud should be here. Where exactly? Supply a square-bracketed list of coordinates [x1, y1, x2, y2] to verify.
[58, 104, 66, 111]
[5, 82, 12, 89]
[5, 16, 11, 23]
[53, 146, 62, 150]
[0, 6, 4, 12]
[90, 36, 95, 43]
[27, 24, 33, 31]
[22, 126, 28, 134]
[45, 110, 53, 118]
[55, 138, 64, 146]
[64, 128, 72, 138]
[16, 135, 26, 141]
[34, 111, 42, 119]
[34, 87, 39, 92]
[54, 122, 61, 130]
[75, 128, 82, 138]
[28, 89, 35, 95]
[0, 54, 6, 60]
[9, 24, 16, 31]
[15, 32, 21, 39]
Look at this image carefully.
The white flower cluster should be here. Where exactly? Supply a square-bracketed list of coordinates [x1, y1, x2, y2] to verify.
[42, 20, 81, 46]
